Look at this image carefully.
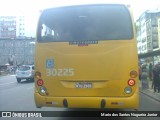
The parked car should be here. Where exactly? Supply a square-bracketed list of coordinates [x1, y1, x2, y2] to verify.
[16, 65, 34, 83]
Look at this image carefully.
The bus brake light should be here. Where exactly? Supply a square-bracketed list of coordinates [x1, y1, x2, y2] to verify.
[37, 79, 43, 86]
[128, 79, 135, 86]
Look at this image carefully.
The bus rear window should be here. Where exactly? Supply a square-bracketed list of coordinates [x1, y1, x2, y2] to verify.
[38, 4, 133, 42]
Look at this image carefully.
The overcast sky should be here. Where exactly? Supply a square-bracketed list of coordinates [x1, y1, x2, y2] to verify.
[0, 0, 159, 20]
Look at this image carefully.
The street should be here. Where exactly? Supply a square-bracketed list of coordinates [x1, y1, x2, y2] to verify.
[0, 75, 160, 120]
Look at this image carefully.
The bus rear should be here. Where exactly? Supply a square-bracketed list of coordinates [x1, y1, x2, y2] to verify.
[34, 4, 139, 110]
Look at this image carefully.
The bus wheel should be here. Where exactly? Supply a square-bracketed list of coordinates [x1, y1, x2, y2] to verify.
[17, 78, 21, 83]
[36, 105, 41, 108]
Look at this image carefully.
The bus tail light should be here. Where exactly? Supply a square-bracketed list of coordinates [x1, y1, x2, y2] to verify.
[35, 71, 41, 79]
[124, 87, 132, 94]
[130, 70, 137, 78]
[37, 79, 43, 86]
[40, 86, 47, 94]
[128, 79, 135, 86]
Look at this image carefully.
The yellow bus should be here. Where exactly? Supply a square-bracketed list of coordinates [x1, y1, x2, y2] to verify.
[34, 4, 139, 110]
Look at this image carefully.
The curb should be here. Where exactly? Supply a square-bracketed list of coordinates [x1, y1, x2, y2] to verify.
[139, 88, 160, 102]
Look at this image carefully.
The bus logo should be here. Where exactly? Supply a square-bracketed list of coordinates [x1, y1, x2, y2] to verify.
[46, 59, 54, 68]
[2, 112, 11, 117]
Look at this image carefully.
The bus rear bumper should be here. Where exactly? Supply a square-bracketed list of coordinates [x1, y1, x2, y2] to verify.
[34, 92, 139, 109]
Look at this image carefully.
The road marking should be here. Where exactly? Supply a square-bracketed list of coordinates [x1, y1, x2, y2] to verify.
[0, 82, 15, 86]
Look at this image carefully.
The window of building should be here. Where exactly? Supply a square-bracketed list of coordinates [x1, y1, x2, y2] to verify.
[153, 41, 158, 49]
[152, 27, 158, 33]
[152, 34, 158, 40]
[142, 38, 146, 43]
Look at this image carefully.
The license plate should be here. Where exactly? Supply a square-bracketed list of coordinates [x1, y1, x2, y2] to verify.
[75, 82, 92, 88]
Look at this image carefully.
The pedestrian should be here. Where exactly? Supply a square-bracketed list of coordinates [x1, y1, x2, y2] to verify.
[141, 64, 149, 90]
[149, 63, 152, 81]
[152, 64, 160, 93]
[138, 64, 142, 80]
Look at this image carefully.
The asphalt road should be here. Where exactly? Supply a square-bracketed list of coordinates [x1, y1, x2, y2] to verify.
[0, 75, 160, 120]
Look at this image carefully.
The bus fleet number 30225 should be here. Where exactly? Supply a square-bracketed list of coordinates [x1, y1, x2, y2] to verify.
[46, 68, 74, 77]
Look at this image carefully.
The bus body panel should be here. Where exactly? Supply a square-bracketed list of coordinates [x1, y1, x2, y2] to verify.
[34, 87, 139, 109]
[34, 4, 139, 109]
[35, 40, 138, 97]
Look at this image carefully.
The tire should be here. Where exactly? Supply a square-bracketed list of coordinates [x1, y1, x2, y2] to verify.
[31, 78, 34, 82]
[36, 105, 41, 108]
[17, 78, 21, 83]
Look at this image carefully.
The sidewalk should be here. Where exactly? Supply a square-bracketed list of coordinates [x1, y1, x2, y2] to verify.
[139, 80, 160, 102]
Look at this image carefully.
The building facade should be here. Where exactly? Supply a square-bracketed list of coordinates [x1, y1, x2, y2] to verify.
[136, 10, 160, 54]
[136, 9, 160, 64]
[16, 16, 26, 37]
[158, 16, 160, 49]
[0, 15, 37, 66]
[0, 15, 36, 38]
[0, 38, 35, 66]
[0, 16, 16, 38]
